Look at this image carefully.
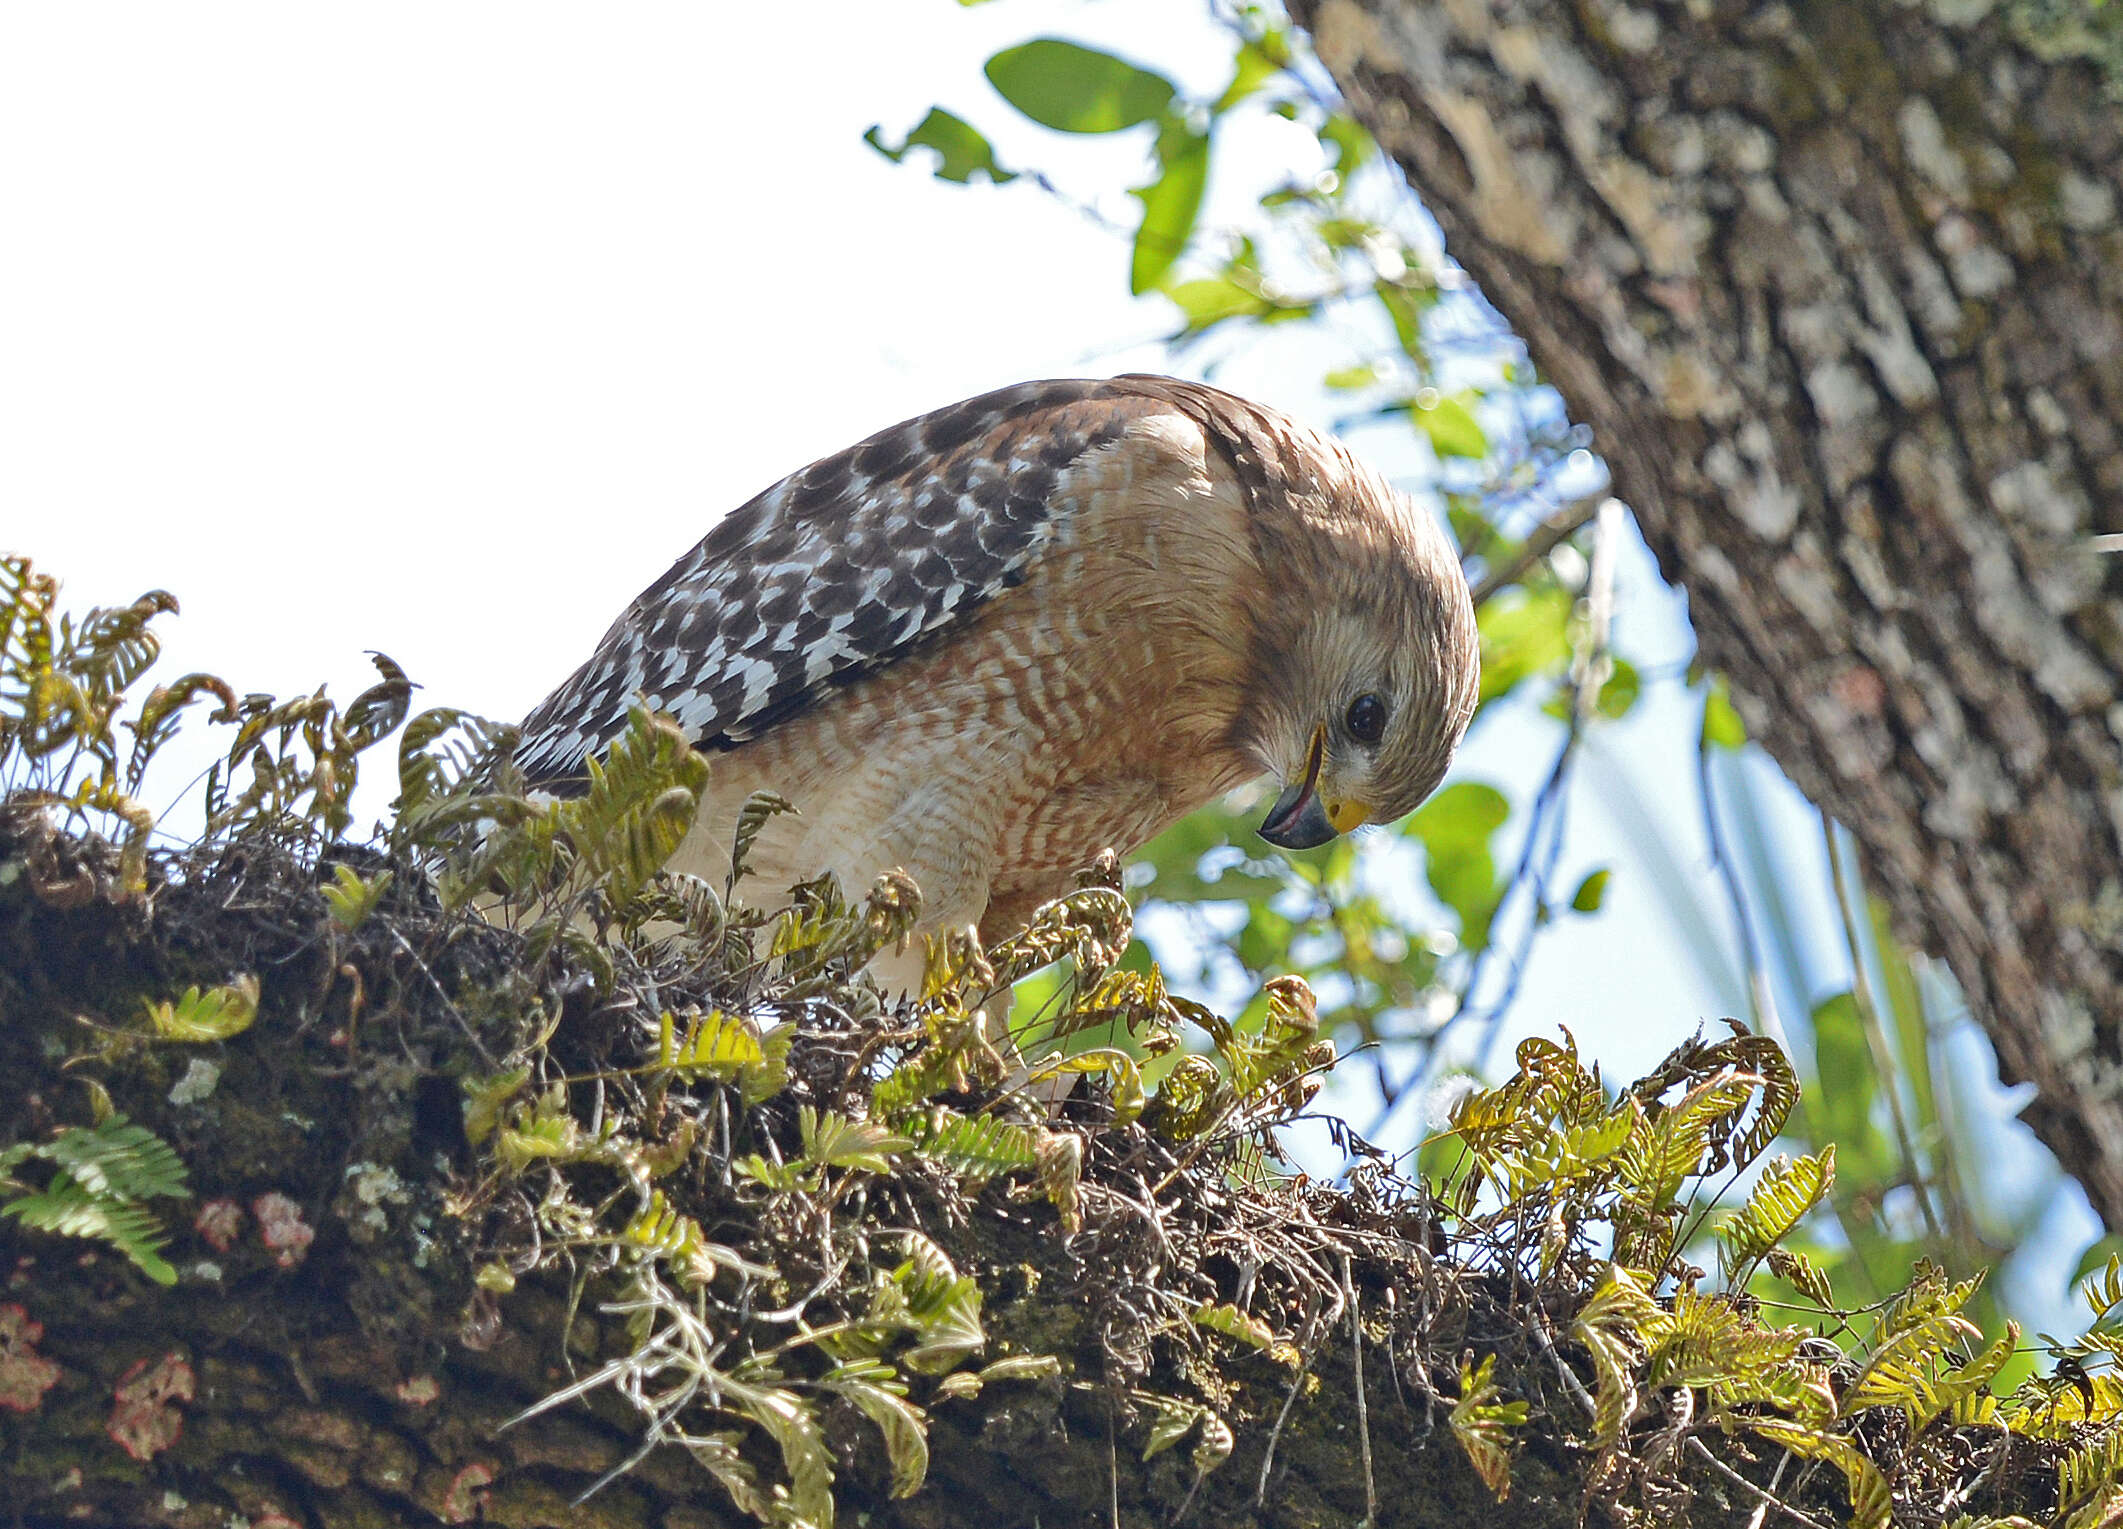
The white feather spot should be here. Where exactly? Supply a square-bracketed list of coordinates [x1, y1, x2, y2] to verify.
[736, 657, 779, 714]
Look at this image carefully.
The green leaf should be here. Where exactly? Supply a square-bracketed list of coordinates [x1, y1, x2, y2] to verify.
[1750, 1423, 1890, 1529]
[1165, 276, 1273, 332]
[1539, 656, 1641, 724]
[984, 39, 1175, 133]
[143, 975, 259, 1043]
[1476, 586, 1574, 705]
[825, 1365, 930, 1498]
[1141, 1394, 1208, 1461]
[1375, 278, 1433, 360]
[914, 1113, 1038, 1183]
[1407, 782, 1509, 951]
[799, 1106, 913, 1174]
[1811, 992, 1886, 1170]
[1412, 391, 1488, 459]
[461, 1068, 530, 1146]
[30, 1116, 189, 1201]
[1323, 364, 1378, 391]
[1716, 1147, 1835, 1274]
[1569, 868, 1612, 914]
[1211, 33, 1289, 114]
[1321, 112, 1373, 175]
[889, 1236, 987, 1374]
[2073, 1236, 2123, 1292]
[1702, 679, 1747, 749]
[1596, 657, 1641, 720]
[322, 863, 393, 931]
[1192, 1302, 1276, 1350]
[0, 1115, 189, 1285]
[657, 1008, 766, 1080]
[5, 1187, 177, 1285]
[1449, 1353, 1526, 1500]
[1130, 123, 1209, 294]
[864, 107, 1017, 185]
[738, 1020, 794, 1107]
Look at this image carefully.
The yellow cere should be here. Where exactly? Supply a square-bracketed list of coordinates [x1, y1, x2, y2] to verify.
[1328, 800, 1371, 834]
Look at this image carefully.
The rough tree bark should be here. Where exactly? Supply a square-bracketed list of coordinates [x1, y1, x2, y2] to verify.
[1286, 0, 2123, 1220]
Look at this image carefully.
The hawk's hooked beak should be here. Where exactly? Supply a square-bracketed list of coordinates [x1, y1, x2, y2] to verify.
[1258, 722, 1370, 849]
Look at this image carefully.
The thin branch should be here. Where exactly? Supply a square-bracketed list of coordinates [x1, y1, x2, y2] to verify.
[1696, 723, 1784, 1048]
[1823, 810, 1943, 1241]
[1684, 1437, 1837, 1529]
[1468, 493, 1607, 606]
[1344, 1255, 1378, 1527]
[1256, 1355, 1314, 1507]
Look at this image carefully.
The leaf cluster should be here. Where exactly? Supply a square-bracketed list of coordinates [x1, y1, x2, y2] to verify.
[1420, 1026, 2123, 1528]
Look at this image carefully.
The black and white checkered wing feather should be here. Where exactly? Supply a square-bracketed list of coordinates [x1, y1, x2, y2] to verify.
[514, 379, 1153, 789]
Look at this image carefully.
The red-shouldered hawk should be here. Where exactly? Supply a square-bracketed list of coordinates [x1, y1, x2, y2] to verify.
[516, 375, 1479, 964]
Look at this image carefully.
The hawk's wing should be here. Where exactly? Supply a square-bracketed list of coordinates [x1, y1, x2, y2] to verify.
[515, 378, 1192, 789]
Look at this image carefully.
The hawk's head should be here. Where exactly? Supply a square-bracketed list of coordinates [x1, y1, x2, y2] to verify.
[1240, 480, 1480, 851]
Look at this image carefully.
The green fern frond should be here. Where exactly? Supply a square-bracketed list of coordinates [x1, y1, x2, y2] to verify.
[1716, 1147, 1835, 1278]
[800, 1107, 913, 1175]
[2058, 1427, 2123, 1517]
[737, 1021, 794, 1107]
[656, 1008, 765, 1080]
[1192, 1301, 1277, 1351]
[1766, 1247, 1837, 1308]
[0, 1115, 189, 1285]
[1616, 1073, 1758, 1222]
[392, 706, 520, 844]
[871, 1234, 986, 1376]
[1449, 1352, 1527, 1501]
[1846, 1308, 1990, 1423]
[143, 975, 259, 1042]
[321, 863, 394, 931]
[1572, 1266, 1657, 1450]
[822, 1361, 930, 1499]
[729, 790, 796, 886]
[914, 1113, 1037, 1183]
[125, 672, 238, 793]
[1641, 1290, 1801, 1391]
[1751, 1421, 1891, 1529]
[553, 704, 706, 910]
[2086, 1252, 2123, 1327]
[340, 652, 413, 751]
[4, 1180, 177, 1286]
[31, 1116, 190, 1200]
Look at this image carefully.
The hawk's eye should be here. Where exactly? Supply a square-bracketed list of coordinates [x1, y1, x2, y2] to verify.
[1345, 692, 1388, 744]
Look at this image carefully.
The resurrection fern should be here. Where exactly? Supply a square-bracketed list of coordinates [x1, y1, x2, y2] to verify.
[320, 862, 394, 931]
[1449, 1353, 1527, 1500]
[653, 1007, 767, 1080]
[0, 1115, 191, 1286]
[909, 1113, 1038, 1184]
[1715, 1146, 1835, 1283]
[1751, 1420, 1894, 1529]
[142, 975, 260, 1043]
[208, 654, 414, 844]
[1425, 1027, 2123, 1519]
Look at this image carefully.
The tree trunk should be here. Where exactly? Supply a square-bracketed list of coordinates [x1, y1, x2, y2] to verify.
[1288, 0, 2123, 1221]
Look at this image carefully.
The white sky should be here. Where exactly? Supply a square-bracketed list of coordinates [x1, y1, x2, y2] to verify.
[1, 2, 2091, 1313]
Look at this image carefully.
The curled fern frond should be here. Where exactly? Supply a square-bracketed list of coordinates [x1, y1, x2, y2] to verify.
[1449, 1352, 1526, 1501]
